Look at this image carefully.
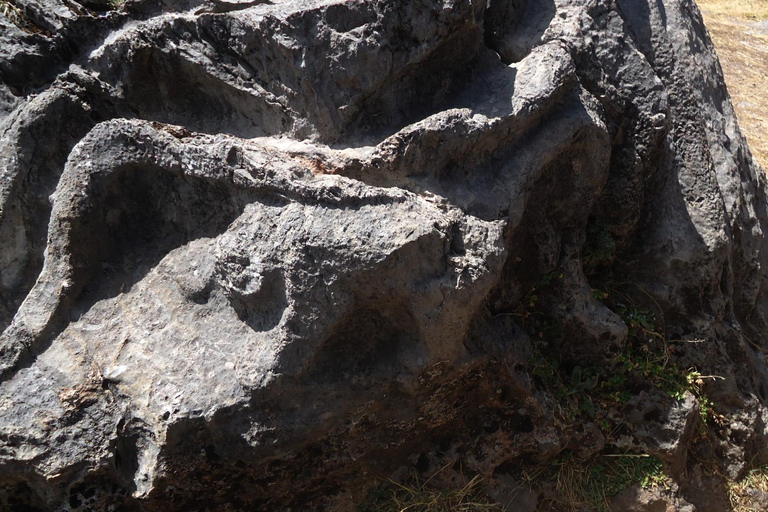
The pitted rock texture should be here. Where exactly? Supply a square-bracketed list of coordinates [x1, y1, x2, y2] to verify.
[1, 0, 768, 510]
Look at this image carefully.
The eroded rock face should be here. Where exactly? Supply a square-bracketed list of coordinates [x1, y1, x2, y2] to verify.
[1, 0, 767, 510]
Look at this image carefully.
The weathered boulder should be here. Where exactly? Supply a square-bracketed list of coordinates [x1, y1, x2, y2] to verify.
[1, 0, 767, 510]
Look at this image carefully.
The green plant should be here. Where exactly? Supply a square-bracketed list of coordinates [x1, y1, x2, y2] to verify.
[597, 291, 718, 437]
[696, 393, 711, 419]
[598, 372, 630, 403]
[580, 219, 701, 402]
[531, 353, 569, 400]
[359, 469, 503, 512]
[568, 366, 598, 394]
[527, 298, 716, 436]
[615, 303, 662, 342]
[587, 269, 710, 402]
[529, 352, 605, 422]
[613, 342, 687, 398]
[509, 271, 565, 342]
[520, 271, 563, 312]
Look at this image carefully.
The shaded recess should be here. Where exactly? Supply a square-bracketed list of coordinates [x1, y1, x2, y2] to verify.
[306, 305, 422, 385]
[484, 0, 556, 63]
[66, 161, 249, 309]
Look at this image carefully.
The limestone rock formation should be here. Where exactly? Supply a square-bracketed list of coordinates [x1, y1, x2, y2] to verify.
[1, 0, 767, 510]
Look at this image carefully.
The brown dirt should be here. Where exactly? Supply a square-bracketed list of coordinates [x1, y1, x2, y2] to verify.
[698, 0, 768, 169]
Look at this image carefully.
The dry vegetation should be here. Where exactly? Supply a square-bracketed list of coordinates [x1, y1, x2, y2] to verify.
[728, 466, 768, 512]
[696, 7, 768, 509]
[697, 0, 768, 168]
[1, 0, 29, 29]
[698, 0, 768, 19]
[360, 470, 504, 512]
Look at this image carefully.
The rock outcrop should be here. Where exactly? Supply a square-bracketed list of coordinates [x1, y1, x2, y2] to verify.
[1, 0, 767, 510]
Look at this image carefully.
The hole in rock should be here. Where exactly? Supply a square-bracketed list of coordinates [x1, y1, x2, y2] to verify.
[227, 268, 287, 333]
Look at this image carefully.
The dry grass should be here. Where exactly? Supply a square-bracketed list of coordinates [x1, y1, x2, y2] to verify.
[360, 468, 504, 512]
[0, 0, 51, 34]
[1, 0, 27, 27]
[698, 0, 768, 20]
[697, 0, 768, 168]
[728, 466, 768, 511]
[519, 453, 668, 512]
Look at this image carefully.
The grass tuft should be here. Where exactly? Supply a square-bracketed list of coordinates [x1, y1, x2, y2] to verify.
[728, 465, 768, 511]
[1, 0, 27, 28]
[523, 452, 667, 512]
[359, 468, 503, 512]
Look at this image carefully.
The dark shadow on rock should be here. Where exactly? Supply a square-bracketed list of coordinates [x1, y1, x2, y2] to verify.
[118, 47, 291, 139]
[484, 0, 556, 64]
[305, 304, 422, 386]
[615, 0, 667, 69]
[0, 481, 49, 512]
[339, 27, 485, 143]
[616, 0, 656, 64]
[69, 162, 249, 313]
[143, 357, 540, 511]
[680, 473, 733, 511]
[0, 92, 100, 333]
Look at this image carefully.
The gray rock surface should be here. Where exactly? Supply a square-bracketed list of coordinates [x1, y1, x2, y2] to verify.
[1, 0, 768, 510]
